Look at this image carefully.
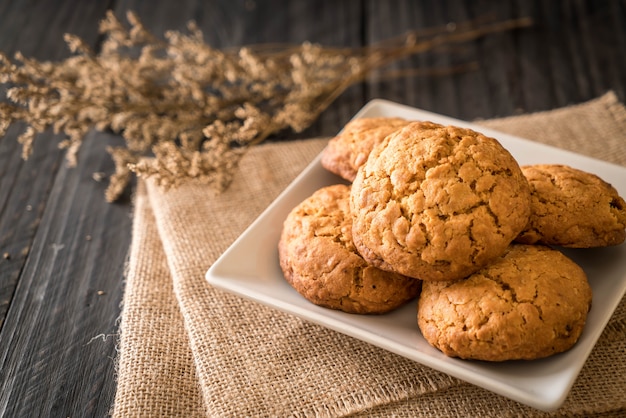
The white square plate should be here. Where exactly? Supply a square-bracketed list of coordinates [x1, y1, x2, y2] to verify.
[206, 99, 626, 411]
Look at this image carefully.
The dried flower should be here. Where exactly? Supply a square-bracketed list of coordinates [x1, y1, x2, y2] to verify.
[0, 11, 531, 201]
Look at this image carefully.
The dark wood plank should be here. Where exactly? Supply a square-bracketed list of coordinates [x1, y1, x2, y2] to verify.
[571, 0, 626, 102]
[0, 127, 64, 327]
[0, 0, 123, 416]
[364, 0, 626, 120]
[364, 0, 494, 119]
[0, 0, 116, 327]
[0, 130, 131, 417]
[0, 0, 113, 61]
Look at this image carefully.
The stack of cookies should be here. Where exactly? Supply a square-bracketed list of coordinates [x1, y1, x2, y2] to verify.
[279, 117, 626, 361]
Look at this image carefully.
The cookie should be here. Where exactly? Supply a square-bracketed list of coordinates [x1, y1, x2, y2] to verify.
[350, 121, 531, 281]
[417, 244, 592, 361]
[278, 184, 421, 314]
[516, 164, 626, 247]
[321, 117, 411, 181]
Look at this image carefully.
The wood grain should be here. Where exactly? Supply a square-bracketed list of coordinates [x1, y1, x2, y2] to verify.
[0, 0, 115, 328]
[0, 1, 122, 416]
[0, 132, 130, 417]
[0, 0, 624, 416]
[365, 0, 626, 119]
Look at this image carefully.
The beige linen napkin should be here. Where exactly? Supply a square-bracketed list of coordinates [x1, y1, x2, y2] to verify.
[114, 92, 626, 417]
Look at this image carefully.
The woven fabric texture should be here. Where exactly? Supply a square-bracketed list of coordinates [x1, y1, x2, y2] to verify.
[114, 92, 626, 417]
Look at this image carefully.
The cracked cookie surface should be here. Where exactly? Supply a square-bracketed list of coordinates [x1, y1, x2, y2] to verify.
[417, 244, 592, 361]
[350, 121, 531, 281]
[516, 164, 626, 247]
[278, 184, 421, 314]
[321, 117, 411, 182]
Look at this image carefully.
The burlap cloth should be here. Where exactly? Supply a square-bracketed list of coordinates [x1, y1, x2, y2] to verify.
[113, 92, 626, 417]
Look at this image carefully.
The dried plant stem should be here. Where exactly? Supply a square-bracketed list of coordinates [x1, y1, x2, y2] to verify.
[0, 11, 532, 201]
[248, 17, 532, 147]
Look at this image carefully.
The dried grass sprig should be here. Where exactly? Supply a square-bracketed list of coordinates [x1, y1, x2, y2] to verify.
[0, 10, 531, 201]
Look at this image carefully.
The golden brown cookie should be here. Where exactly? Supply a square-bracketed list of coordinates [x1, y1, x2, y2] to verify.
[516, 164, 626, 247]
[417, 244, 592, 361]
[278, 184, 421, 314]
[350, 121, 531, 281]
[321, 117, 411, 181]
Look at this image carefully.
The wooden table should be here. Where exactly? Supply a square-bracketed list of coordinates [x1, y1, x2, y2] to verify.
[0, 1, 624, 416]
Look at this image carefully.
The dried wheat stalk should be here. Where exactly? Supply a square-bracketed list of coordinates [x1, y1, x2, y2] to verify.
[0, 10, 531, 201]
